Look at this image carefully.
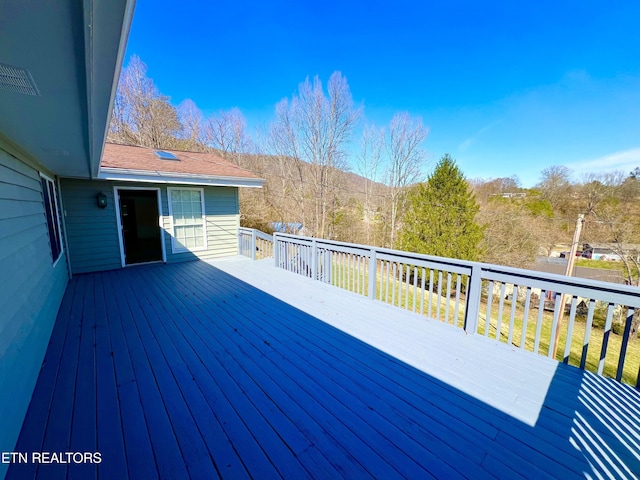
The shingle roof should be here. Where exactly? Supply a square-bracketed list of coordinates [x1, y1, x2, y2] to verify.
[100, 143, 261, 181]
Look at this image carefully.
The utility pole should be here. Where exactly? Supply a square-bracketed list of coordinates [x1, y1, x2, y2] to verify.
[552, 214, 584, 358]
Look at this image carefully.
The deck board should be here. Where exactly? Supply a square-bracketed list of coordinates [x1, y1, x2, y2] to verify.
[102, 270, 156, 480]
[140, 267, 324, 479]
[8, 258, 640, 479]
[93, 273, 128, 480]
[120, 273, 215, 473]
[115, 273, 190, 480]
[68, 274, 97, 480]
[170, 262, 487, 479]
[128, 266, 300, 479]
[36, 274, 87, 480]
[163, 262, 447, 478]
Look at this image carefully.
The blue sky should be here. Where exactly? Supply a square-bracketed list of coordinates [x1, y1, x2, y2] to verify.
[124, 0, 640, 187]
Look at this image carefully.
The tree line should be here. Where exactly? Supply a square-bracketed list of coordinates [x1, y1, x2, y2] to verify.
[108, 56, 640, 285]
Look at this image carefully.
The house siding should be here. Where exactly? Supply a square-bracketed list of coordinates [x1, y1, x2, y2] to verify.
[60, 178, 122, 274]
[60, 179, 240, 274]
[0, 146, 69, 474]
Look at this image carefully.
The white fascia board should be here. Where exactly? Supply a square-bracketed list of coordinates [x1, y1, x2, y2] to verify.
[86, 0, 138, 178]
[97, 167, 264, 188]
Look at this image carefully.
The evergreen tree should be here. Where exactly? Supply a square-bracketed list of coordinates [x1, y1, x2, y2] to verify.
[398, 154, 483, 261]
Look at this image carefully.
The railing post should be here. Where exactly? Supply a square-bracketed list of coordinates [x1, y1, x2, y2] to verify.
[617, 307, 635, 382]
[311, 239, 318, 280]
[368, 249, 377, 299]
[464, 264, 482, 334]
[273, 234, 279, 268]
[251, 229, 257, 260]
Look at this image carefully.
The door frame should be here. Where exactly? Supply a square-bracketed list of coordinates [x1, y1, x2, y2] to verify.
[113, 186, 167, 267]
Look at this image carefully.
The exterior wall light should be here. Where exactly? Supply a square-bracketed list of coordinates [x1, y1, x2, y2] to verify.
[97, 192, 108, 209]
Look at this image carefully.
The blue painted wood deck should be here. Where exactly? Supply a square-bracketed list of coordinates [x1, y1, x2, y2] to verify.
[8, 258, 640, 479]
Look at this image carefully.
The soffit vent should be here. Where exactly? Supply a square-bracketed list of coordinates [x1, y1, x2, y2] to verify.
[154, 150, 179, 161]
[0, 63, 40, 96]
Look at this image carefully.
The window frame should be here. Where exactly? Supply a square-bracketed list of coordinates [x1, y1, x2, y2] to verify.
[167, 187, 208, 253]
[39, 173, 64, 266]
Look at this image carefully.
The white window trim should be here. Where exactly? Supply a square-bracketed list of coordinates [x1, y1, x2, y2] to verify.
[114, 186, 167, 267]
[39, 173, 64, 267]
[167, 187, 208, 254]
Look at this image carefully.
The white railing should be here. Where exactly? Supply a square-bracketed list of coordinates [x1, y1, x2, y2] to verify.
[270, 232, 640, 387]
[238, 227, 274, 260]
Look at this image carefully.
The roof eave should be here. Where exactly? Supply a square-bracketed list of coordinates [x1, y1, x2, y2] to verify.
[95, 167, 264, 188]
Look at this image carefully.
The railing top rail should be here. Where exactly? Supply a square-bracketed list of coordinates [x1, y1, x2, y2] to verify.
[274, 232, 371, 253]
[274, 232, 477, 269]
[255, 231, 273, 242]
[376, 251, 473, 275]
[481, 263, 640, 299]
[274, 232, 640, 303]
[238, 227, 274, 242]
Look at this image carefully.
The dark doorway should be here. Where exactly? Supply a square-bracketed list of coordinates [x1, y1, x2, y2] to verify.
[117, 189, 163, 265]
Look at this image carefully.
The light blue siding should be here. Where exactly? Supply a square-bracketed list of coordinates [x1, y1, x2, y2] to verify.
[60, 179, 240, 274]
[60, 178, 122, 274]
[0, 146, 69, 476]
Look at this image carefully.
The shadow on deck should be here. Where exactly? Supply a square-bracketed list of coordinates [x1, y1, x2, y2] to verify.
[7, 260, 640, 479]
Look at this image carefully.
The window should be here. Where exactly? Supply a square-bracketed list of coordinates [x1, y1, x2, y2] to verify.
[40, 174, 63, 265]
[167, 188, 207, 252]
[154, 150, 179, 161]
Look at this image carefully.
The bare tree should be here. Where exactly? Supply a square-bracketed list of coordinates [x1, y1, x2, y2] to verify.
[478, 202, 544, 267]
[537, 165, 573, 211]
[204, 108, 252, 163]
[267, 98, 308, 230]
[145, 98, 181, 149]
[107, 55, 180, 149]
[357, 124, 384, 244]
[268, 72, 361, 238]
[177, 99, 205, 150]
[383, 112, 429, 248]
[584, 205, 640, 286]
[108, 77, 130, 144]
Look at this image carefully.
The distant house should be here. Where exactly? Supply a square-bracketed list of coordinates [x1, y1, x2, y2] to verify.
[489, 192, 527, 199]
[63, 143, 263, 274]
[581, 243, 640, 261]
[270, 221, 309, 235]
